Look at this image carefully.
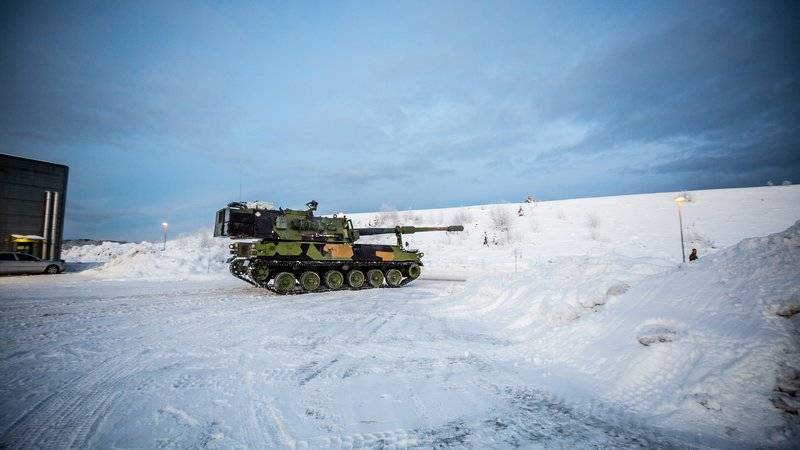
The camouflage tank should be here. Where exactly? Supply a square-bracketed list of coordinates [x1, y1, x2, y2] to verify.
[213, 200, 463, 294]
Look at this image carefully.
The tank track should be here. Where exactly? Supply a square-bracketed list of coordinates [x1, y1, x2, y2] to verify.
[228, 258, 420, 295]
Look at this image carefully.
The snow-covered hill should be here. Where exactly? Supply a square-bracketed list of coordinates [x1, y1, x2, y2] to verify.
[51, 185, 800, 445]
[349, 185, 800, 275]
[64, 185, 800, 278]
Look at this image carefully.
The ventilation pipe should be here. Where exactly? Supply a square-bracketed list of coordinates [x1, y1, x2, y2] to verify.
[50, 191, 59, 260]
[42, 191, 52, 260]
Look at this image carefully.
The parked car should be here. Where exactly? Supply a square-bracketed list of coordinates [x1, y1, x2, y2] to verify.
[0, 252, 65, 275]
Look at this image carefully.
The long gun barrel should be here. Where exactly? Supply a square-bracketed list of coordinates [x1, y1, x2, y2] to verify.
[356, 225, 464, 236]
[355, 225, 464, 246]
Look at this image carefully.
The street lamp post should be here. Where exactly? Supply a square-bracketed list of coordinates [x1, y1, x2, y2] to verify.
[673, 195, 687, 263]
[161, 222, 169, 251]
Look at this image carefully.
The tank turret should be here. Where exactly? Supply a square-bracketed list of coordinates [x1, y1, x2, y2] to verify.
[214, 200, 463, 294]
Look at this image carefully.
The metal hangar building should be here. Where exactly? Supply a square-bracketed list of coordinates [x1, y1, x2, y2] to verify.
[0, 154, 69, 260]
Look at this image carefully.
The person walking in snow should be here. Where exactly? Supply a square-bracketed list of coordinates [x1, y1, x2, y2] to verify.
[483, 232, 489, 246]
[689, 248, 698, 261]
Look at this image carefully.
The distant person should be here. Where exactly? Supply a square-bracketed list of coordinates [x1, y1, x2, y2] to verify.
[689, 248, 698, 262]
[483, 232, 489, 246]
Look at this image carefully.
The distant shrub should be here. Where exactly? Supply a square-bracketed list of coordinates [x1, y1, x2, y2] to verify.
[529, 211, 539, 232]
[586, 213, 600, 229]
[402, 211, 421, 224]
[782, 180, 792, 186]
[687, 230, 716, 249]
[452, 208, 473, 225]
[374, 204, 399, 226]
[490, 207, 512, 230]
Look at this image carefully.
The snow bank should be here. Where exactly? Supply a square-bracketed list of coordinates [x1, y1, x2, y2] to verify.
[64, 241, 150, 263]
[63, 230, 230, 279]
[437, 254, 673, 336]
[438, 221, 800, 445]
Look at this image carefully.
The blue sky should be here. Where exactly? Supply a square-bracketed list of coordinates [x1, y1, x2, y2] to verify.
[1, 1, 798, 241]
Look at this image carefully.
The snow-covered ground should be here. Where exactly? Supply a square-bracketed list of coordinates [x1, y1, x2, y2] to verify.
[2, 185, 799, 448]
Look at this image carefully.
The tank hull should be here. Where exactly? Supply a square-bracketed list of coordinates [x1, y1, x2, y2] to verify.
[232, 240, 421, 262]
[228, 240, 423, 293]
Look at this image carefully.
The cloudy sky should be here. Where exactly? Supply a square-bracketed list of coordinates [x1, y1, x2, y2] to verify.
[1, 1, 798, 241]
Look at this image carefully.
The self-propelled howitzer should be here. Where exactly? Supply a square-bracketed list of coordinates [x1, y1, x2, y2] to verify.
[214, 200, 464, 294]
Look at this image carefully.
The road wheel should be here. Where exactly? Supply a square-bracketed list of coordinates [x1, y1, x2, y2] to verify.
[347, 270, 365, 289]
[299, 271, 321, 292]
[248, 261, 270, 285]
[229, 259, 247, 276]
[406, 263, 421, 279]
[366, 269, 384, 288]
[385, 269, 403, 287]
[273, 272, 296, 294]
[44, 265, 60, 274]
[324, 270, 344, 290]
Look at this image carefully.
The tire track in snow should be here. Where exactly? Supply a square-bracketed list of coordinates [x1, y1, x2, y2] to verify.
[0, 352, 138, 449]
[2, 278, 552, 448]
[0, 288, 285, 449]
[237, 356, 290, 449]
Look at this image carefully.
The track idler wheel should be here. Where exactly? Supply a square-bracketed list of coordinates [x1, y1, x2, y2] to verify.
[299, 271, 321, 292]
[407, 263, 421, 280]
[230, 259, 248, 276]
[385, 269, 403, 287]
[366, 269, 384, 288]
[248, 261, 270, 285]
[347, 270, 365, 289]
[274, 272, 296, 294]
[324, 270, 344, 290]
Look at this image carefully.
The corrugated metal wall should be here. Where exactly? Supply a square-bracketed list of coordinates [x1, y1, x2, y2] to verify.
[0, 154, 69, 259]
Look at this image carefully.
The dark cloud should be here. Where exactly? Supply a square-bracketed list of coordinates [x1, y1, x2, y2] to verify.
[1, 1, 798, 239]
[65, 201, 120, 224]
[635, 135, 800, 176]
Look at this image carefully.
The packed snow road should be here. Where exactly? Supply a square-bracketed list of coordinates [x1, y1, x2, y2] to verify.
[1, 274, 683, 449]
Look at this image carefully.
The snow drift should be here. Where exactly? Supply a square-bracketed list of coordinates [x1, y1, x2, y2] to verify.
[63, 230, 230, 279]
[437, 221, 800, 445]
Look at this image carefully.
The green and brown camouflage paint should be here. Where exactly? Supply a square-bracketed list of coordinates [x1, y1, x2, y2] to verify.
[214, 200, 462, 292]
